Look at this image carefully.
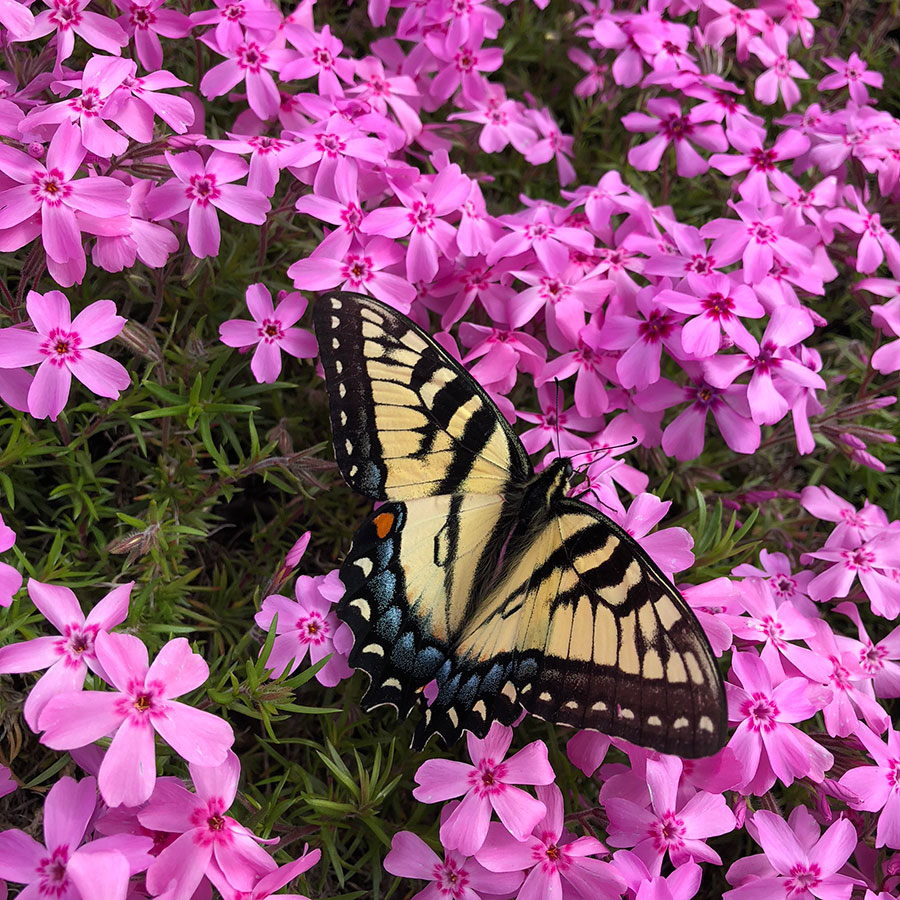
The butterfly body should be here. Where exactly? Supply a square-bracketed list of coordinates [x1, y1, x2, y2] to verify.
[314, 291, 727, 757]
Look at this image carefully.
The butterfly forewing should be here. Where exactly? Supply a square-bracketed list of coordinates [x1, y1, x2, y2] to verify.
[313, 293, 531, 500]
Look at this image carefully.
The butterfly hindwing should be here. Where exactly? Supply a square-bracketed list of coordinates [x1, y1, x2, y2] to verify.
[448, 500, 726, 758]
[313, 292, 531, 501]
[337, 492, 517, 731]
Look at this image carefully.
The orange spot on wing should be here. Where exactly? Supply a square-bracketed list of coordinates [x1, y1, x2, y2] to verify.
[373, 511, 395, 539]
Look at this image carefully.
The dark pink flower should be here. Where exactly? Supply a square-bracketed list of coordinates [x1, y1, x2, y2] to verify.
[140, 751, 286, 898]
[113, 0, 192, 71]
[348, 56, 422, 141]
[0, 514, 23, 608]
[425, 20, 503, 105]
[18, 0, 128, 67]
[191, 0, 282, 53]
[0, 776, 153, 898]
[748, 26, 809, 109]
[833, 601, 900, 698]
[477, 782, 625, 898]
[281, 24, 355, 96]
[219, 284, 317, 383]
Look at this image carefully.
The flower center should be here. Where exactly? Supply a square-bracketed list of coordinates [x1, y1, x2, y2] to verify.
[409, 200, 436, 233]
[662, 113, 692, 139]
[784, 862, 822, 895]
[434, 858, 469, 898]
[639, 309, 674, 342]
[652, 810, 687, 850]
[750, 147, 777, 171]
[39, 327, 82, 367]
[296, 612, 329, 645]
[312, 47, 335, 70]
[840, 546, 875, 572]
[742, 691, 779, 731]
[50, 1, 81, 28]
[259, 319, 283, 342]
[238, 42, 266, 72]
[316, 133, 347, 157]
[207, 814, 226, 831]
[685, 253, 714, 274]
[186, 173, 221, 205]
[38, 847, 70, 896]
[702, 291, 733, 319]
[469, 758, 508, 797]
[342, 254, 373, 286]
[750, 222, 776, 244]
[32, 168, 72, 207]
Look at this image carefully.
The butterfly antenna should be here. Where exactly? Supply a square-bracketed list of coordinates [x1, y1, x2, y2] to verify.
[553, 378, 562, 457]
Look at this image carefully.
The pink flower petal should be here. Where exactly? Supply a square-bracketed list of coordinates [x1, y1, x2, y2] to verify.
[413, 759, 476, 802]
[28, 359, 72, 422]
[152, 699, 233, 766]
[146, 830, 212, 898]
[0, 635, 61, 675]
[23, 657, 87, 732]
[84, 583, 133, 631]
[0, 829, 46, 882]
[39, 690, 122, 749]
[67, 849, 130, 900]
[501, 740, 554, 786]
[384, 830, 440, 879]
[43, 775, 96, 854]
[146, 638, 209, 699]
[190, 749, 240, 807]
[99, 717, 157, 808]
[440, 789, 492, 856]
[491, 784, 547, 842]
[95, 632, 149, 691]
[27, 580, 84, 632]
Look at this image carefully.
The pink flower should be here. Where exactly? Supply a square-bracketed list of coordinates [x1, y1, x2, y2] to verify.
[18, 0, 128, 67]
[622, 98, 727, 177]
[800, 486, 889, 548]
[614, 850, 702, 900]
[412, 722, 555, 856]
[191, 0, 282, 54]
[723, 809, 860, 899]
[523, 107, 576, 185]
[0, 578, 131, 730]
[700, 200, 813, 284]
[0, 0, 35, 38]
[281, 24, 356, 96]
[0, 764, 14, 800]
[596, 283, 685, 390]
[656, 272, 764, 357]
[108, 69, 196, 142]
[708, 130, 809, 207]
[425, 20, 503, 105]
[217, 848, 321, 900]
[361, 164, 471, 283]
[146, 150, 270, 258]
[449, 89, 537, 155]
[833, 601, 900, 698]
[477, 782, 626, 898]
[605, 755, 736, 874]
[827, 187, 900, 275]
[384, 830, 523, 900]
[201, 34, 291, 120]
[0, 289, 130, 421]
[254, 569, 353, 687]
[818, 52, 883, 105]
[21, 55, 135, 158]
[748, 26, 810, 108]
[112, 0, 192, 71]
[38, 633, 235, 807]
[726, 651, 833, 795]
[347, 56, 423, 141]
[0, 776, 153, 898]
[139, 751, 287, 898]
[219, 284, 318, 384]
[288, 236, 416, 308]
[702, 0, 768, 61]
[704, 307, 825, 426]
[839, 722, 900, 849]
[0, 120, 130, 284]
[0, 514, 22, 608]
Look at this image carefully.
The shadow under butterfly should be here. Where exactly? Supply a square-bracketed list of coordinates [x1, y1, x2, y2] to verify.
[313, 290, 727, 757]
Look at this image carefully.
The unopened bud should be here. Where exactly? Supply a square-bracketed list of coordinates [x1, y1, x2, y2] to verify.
[28, 142, 44, 159]
[117, 320, 162, 363]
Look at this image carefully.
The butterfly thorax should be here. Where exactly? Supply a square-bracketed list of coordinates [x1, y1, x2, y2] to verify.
[514, 457, 573, 526]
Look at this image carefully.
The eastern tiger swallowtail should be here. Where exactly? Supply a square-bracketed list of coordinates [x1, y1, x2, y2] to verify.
[314, 291, 727, 757]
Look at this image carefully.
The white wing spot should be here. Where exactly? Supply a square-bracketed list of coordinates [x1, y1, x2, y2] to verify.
[473, 700, 487, 720]
[618, 707, 635, 720]
[447, 708, 459, 728]
[340, 411, 348, 426]
[332, 298, 342, 309]
[339, 384, 346, 398]
[335, 360, 343, 374]
[353, 559, 373, 578]
[350, 597, 371, 619]
[332, 337, 340, 349]
[647, 715, 662, 727]
[349, 465, 358, 477]
[382, 677, 401, 690]
[591, 700, 608, 712]
[564, 700, 579, 711]
[699, 716, 715, 733]
[363, 643, 384, 657]
[502, 683, 517, 702]
[539, 690, 552, 702]
[345, 439, 353, 455]
[673, 716, 689, 730]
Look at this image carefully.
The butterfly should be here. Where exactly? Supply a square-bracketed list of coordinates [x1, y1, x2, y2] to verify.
[313, 291, 727, 757]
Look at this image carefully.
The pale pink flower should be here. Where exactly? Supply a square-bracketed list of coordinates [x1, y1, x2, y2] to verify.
[833, 601, 900, 698]
[146, 150, 269, 258]
[800, 485, 890, 548]
[0, 776, 153, 898]
[819, 52, 884, 105]
[524, 107, 576, 185]
[0, 578, 132, 730]
[0, 289, 130, 421]
[827, 187, 900, 275]
[39, 632, 235, 807]
[412, 722, 555, 856]
[384, 829, 523, 900]
[219, 284, 317, 384]
[614, 850, 703, 900]
[140, 751, 285, 899]
[425, 20, 503, 105]
[215, 848, 321, 900]
[448, 89, 537, 155]
[748, 26, 809, 108]
[702, 0, 768, 60]
[108, 70, 196, 142]
[348, 56, 422, 141]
